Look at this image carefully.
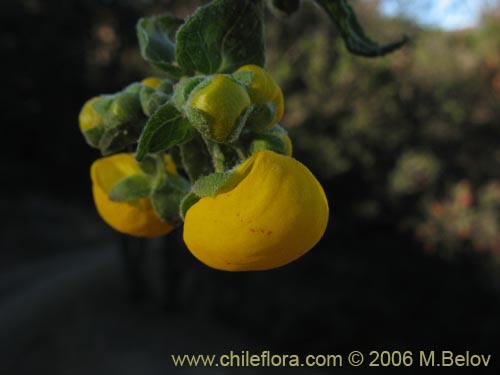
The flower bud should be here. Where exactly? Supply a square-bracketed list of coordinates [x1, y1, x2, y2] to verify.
[235, 64, 284, 129]
[142, 77, 163, 89]
[186, 75, 251, 143]
[91, 153, 176, 238]
[79, 96, 105, 147]
[107, 91, 142, 129]
[249, 132, 291, 157]
[270, 125, 293, 156]
[183, 150, 329, 271]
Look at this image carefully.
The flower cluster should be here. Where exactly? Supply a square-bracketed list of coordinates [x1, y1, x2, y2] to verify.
[79, 3, 332, 271]
[80, 63, 329, 271]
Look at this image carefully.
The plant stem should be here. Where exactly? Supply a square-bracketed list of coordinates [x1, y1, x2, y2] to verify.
[203, 137, 226, 172]
[154, 151, 166, 188]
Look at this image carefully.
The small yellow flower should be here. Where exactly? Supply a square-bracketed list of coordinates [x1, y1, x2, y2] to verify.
[236, 64, 284, 127]
[187, 75, 251, 142]
[79, 96, 103, 132]
[91, 153, 176, 238]
[183, 150, 329, 271]
[141, 77, 163, 89]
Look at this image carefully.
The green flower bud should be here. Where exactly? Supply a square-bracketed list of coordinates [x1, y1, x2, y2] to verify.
[246, 126, 291, 156]
[79, 96, 105, 148]
[123, 82, 143, 95]
[106, 91, 142, 129]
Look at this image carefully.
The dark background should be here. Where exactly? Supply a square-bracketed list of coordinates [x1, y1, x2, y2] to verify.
[1, 0, 500, 374]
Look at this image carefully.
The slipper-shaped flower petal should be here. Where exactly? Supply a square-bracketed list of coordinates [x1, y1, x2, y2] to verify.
[91, 153, 175, 238]
[183, 150, 329, 271]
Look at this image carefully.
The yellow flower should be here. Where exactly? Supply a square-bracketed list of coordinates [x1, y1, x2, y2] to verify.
[141, 77, 163, 89]
[183, 150, 329, 271]
[91, 153, 176, 238]
[187, 75, 251, 142]
[236, 64, 284, 127]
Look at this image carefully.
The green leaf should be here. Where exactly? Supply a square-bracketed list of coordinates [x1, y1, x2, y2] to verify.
[231, 70, 254, 87]
[92, 92, 146, 155]
[172, 76, 205, 111]
[108, 174, 153, 202]
[245, 103, 276, 132]
[98, 119, 146, 156]
[136, 102, 192, 161]
[314, 0, 408, 57]
[82, 126, 104, 148]
[151, 174, 191, 226]
[176, 0, 265, 74]
[192, 172, 232, 197]
[180, 192, 201, 221]
[139, 85, 169, 117]
[179, 134, 214, 182]
[137, 155, 158, 175]
[157, 80, 174, 96]
[136, 14, 185, 77]
[249, 132, 287, 155]
[169, 146, 183, 169]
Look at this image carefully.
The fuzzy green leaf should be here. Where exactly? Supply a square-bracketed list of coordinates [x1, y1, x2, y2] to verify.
[179, 134, 214, 182]
[245, 103, 275, 132]
[136, 102, 192, 161]
[108, 174, 153, 202]
[172, 76, 205, 111]
[192, 172, 232, 197]
[180, 192, 201, 221]
[249, 132, 287, 155]
[139, 85, 169, 117]
[176, 0, 265, 74]
[151, 174, 191, 226]
[137, 14, 185, 77]
[315, 0, 408, 57]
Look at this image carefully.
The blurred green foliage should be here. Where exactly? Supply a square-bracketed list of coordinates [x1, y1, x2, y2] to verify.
[264, 2, 500, 257]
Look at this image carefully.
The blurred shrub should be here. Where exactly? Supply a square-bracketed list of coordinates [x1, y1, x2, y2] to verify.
[389, 150, 441, 195]
[264, 2, 500, 257]
[417, 180, 500, 255]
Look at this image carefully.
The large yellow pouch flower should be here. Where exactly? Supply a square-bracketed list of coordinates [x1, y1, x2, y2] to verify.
[91, 153, 175, 238]
[183, 150, 329, 271]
